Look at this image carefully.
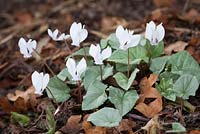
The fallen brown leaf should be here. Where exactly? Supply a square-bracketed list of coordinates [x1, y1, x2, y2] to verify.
[82, 115, 106, 134]
[60, 115, 82, 134]
[6, 86, 37, 112]
[142, 115, 161, 134]
[135, 74, 163, 118]
[7, 86, 35, 103]
[189, 130, 200, 134]
[165, 41, 188, 55]
[0, 97, 16, 112]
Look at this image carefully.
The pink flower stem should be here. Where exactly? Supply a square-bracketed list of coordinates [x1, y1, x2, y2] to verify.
[77, 80, 82, 103]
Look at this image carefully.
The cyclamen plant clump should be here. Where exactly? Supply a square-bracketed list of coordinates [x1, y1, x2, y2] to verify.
[18, 20, 200, 132]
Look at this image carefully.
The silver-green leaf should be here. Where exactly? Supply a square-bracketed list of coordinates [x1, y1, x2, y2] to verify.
[113, 68, 139, 90]
[82, 81, 108, 110]
[47, 76, 71, 102]
[173, 74, 199, 99]
[166, 122, 186, 133]
[87, 107, 122, 127]
[108, 86, 139, 116]
[83, 65, 113, 90]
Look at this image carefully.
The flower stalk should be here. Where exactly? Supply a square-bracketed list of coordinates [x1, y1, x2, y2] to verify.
[127, 48, 130, 77]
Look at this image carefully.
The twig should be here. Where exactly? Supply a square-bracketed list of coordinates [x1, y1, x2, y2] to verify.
[33, 49, 55, 76]
[128, 113, 149, 122]
[89, 30, 107, 39]
[0, 31, 18, 45]
[183, 0, 190, 13]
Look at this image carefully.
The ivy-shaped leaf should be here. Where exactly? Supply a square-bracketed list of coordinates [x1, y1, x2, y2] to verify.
[108, 86, 139, 116]
[57, 68, 69, 81]
[65, 47, 90, 59]
[156, 78, 176, 101]
[47, 76, 71, 102]
[150, 56, 169, 74]
[173, 74, 199, 100]
[108, 46, 148, 64]
[145, 40, 164, 58]
[168, 51, 200, 82]
[82, 81, 107, 110]
[87, 107, 122, 127]
[83, 65, 113, 90]
[113, 68, 139, 90]
[100, 33, 120, 49]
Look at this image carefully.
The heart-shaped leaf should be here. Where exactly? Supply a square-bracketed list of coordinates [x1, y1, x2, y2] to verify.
[83, 65, 113, 90]
[82, 81, 108, 110]
[47, 76, 71, 102]
[114, 68, 139, 90]
[108, 86, 139, 116]
[87, 107, 122, 127]
[173, 74, 199, 99]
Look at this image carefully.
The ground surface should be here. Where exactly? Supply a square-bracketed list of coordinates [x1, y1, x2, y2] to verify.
[0, 0, 200, 134]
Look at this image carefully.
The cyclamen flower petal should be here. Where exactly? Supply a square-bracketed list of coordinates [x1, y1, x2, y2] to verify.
[116, 25, 141, 50]
[66, 58, 87, 81]
[145, 21, 165, 45]
[18, 37, 37, 58]
[31, 71, 49, 95]
[70, 22, 88, 47]
[48, 29, 70, 41]
[89, 44, 112, 65]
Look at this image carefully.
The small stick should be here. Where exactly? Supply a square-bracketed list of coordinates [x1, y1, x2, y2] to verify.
[128, 113, 149, 122]
[33, 49, 55, 76]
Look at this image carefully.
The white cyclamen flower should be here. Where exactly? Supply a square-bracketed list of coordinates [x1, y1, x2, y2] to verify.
[145, 21, 165, 45]
[69, 22, 88, 47]
[31, 71, 50, 95]
[48, 29, 70, 41]
[89, 44, 112, 65]
[116, 25, 141, 50]
[18, 37, 37, 58]
[66, 58, 87, 81]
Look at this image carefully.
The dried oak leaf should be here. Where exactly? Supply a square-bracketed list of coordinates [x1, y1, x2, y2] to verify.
[165, 41, 188, 55]
[6, 86, 37, 112]
[135, 74, 163, 118]
[7, 86, 35, 102]
[82, 115, 106, 134]
[60, 115, 82, 134]
[0, 97, 16, 112]
[142, 115, 161, 133]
